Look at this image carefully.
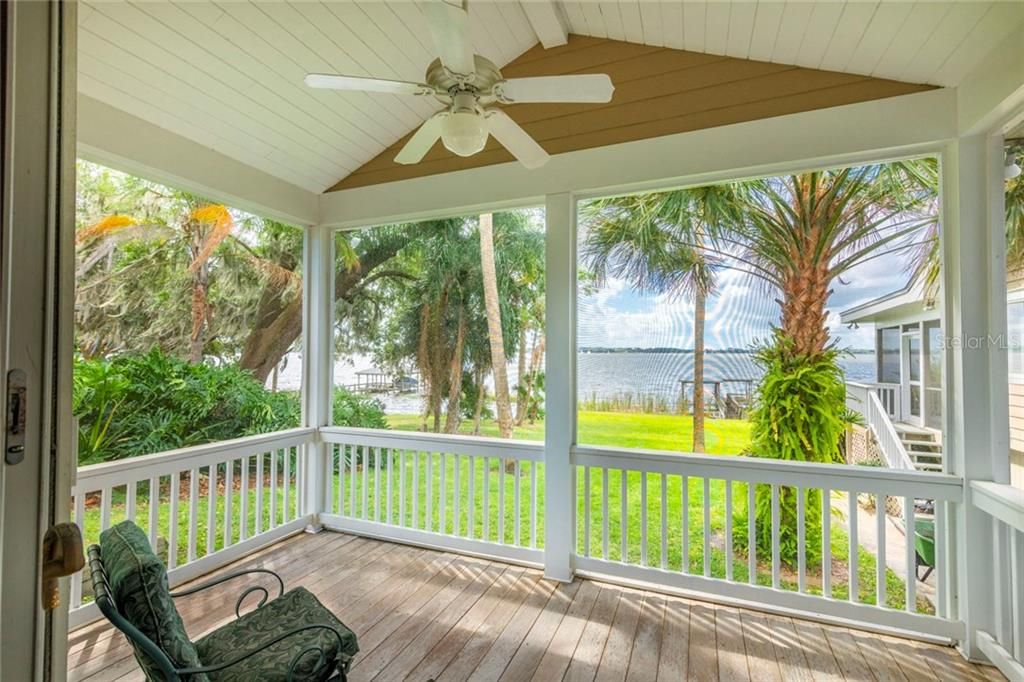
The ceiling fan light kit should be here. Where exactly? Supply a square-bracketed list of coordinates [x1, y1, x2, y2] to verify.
[304, 1, 614, 170]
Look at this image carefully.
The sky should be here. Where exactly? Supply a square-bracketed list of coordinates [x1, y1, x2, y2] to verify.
[577, 245, 917, 352]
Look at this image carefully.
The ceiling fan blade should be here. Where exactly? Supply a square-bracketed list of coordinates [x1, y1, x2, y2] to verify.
[304, 73, 434, 96]
[424, 1, 475, 76]
[496, 74, 615, 104]
[394, 115, 445, 165]
[486, 110, 549, 170]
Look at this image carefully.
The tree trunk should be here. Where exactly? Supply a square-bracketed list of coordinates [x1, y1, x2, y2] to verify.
[479, 213, 513, 439]
[779, 246, 831, 359]
[514, 322, 528, 424]
[692, 285, 706, 453]
[444, 310, 467, 434]
[472, 365, 485, 435]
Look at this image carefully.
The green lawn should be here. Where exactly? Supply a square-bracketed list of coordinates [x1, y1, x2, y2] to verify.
[77, 411, 928, 614]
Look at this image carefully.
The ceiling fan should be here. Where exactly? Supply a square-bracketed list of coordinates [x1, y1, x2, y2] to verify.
[304, 0, 614, 169]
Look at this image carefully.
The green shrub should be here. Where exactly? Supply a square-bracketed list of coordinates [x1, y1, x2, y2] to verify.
[737, 333, 847, 567]
[74, 351, 387, 465]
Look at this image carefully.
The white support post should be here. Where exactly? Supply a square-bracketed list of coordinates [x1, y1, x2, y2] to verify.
[941, 134, 1008, 659]
[544, 192, 576, 581]
[301, 225, 333, 530]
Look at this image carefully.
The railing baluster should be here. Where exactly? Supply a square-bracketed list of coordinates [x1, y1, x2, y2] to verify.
[240, 457, 249, 540]
[100, 487, 112, 533]
[399, 449, 407, 527]
[660, 473, 668, 570]
[413, 451, 420, 529]
[270, 451, 278, 528]
[482, 458, 490, 541]
[206, 468, 216, 554]
[796, 487, 805, 593]
[1011, 528, 1022, 661]
[467, 455, 474, 537]
[224, 460, 233, 546]
[361, 446, 369, 521]
[771, 484, 780, 589]
[294, 446, 302, 519]
[426, 451, 433, 532]
[849, 490, 859, 602]
[256, 452, 265, 533]
[188, 468, 199, 563]
[904, 497, 915, 612]
[334, 446, 342, 516]
[640, 472, 648, 567]
[498, 458, 506, 544]
[71, 493, 85, 608]
[348, 445, 356, 518]
[682, 475, 689, 573]
[702, 478, 711, 577]
[725, 480, 733, 581]
[126, 481, 137, 523]
[392, 450, 398, 528]
[514, 460, 521, 546]
[375, 447, 382, 523]
[283, 448, 291, 522]
[876, 490, 887, 608]
[620, 469, 628, 562]
[936, 501, 947, 618]
[601, 468, 609, 560]
[583, 466, 591, 558]
[822, 487, 831, 597]
[530, 461, 538, 549]
[168, 472, 180, 569]
[149, 476, 160, 552]
[747, 482, 756, 584]
[439, 452, 446, 532]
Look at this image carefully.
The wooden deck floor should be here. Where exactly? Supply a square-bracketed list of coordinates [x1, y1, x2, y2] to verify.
[68, 531, 1004, 682]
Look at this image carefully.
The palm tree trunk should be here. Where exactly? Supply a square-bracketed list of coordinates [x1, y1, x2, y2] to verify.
[444, 310, 467, 434]
[692, 286, 706, 453]
[479, 213, 513, 439]
[472, 365, 485, 435]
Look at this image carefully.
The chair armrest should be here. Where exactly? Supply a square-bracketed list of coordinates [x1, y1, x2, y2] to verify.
[170, 568, 284, 618]
[176, 623, 349, 681]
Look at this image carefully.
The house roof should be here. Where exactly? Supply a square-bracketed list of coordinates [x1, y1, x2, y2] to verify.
[77, 1, 1024, 195]
[840, 279, 934, 325]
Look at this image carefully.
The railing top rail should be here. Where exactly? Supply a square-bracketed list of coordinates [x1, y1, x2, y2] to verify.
[970, 480, 1024, 532]
[320, 426, 544, 461]
[572, 445, 963, 500]
[74, 427, 316, 491]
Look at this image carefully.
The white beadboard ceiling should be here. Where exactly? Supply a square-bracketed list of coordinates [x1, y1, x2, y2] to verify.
[78, 1, 1024, 195]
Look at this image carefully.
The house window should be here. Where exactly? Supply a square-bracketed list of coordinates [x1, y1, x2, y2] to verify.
[878, 327, 900, 384]
[1008, 292, 1024, 381]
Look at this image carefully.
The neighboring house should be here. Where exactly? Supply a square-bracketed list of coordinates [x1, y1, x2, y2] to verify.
[842, 279, 1024, 488]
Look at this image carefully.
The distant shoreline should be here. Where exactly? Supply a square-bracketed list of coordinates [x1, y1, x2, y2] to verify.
[578, 347, 875, 355]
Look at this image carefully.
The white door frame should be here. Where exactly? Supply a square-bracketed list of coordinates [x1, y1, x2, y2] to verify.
[901, 326, 924, 427]
[0, 2, 76, 680]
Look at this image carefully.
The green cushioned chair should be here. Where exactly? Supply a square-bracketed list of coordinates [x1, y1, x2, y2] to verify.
[89, 521, 358, 681]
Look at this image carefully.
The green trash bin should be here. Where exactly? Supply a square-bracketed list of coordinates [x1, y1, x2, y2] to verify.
[914, 518, 935, 582]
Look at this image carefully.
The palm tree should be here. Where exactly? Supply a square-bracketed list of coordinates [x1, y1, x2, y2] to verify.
[479, 213, 514, 438]
[581, 186, 741, 452]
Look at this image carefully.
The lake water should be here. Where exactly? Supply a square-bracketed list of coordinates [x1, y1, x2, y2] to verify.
[272, 351, 876, 415]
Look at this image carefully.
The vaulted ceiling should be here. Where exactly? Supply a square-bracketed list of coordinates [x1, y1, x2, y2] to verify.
[78, 2, 1024, 194]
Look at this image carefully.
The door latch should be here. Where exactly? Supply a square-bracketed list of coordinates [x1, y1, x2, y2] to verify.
[5, 368, 26, 465]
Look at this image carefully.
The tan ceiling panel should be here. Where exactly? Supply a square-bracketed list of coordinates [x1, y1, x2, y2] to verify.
[329, 36, 933, 191]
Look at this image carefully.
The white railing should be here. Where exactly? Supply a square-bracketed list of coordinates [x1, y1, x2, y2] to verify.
[69, 427, 316, 629]
[847, 381, 901, 420]
[572, 446, 963, 639]
[971, 481, 1024, 681]
[866, 391, 917, 471]
[318, 427, 544, 566]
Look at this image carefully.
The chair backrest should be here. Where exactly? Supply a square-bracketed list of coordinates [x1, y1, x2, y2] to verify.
[87, 544, 183, 681]
[91, 521, 208, 681]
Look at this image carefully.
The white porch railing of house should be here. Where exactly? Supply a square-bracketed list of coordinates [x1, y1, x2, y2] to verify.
[68, 427, 317, 629]
[68, 425, 968, 642]
[571, 446, 962, 639]
[847, 382, 916, 471]
[971, 481, 1024, 681]
[318, 427, 545, 567]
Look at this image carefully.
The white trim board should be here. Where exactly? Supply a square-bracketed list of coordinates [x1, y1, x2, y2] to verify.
[77, 95, 319, 226]
[318, 88, 957, 229]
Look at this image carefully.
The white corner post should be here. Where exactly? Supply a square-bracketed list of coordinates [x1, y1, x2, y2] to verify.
[942, 134, 1008, 659]
[302, 224, 334, 529]
[544, 192, 576, 581]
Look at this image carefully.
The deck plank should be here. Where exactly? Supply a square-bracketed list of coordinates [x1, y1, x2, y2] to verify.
[69, 532, 1006, 682]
